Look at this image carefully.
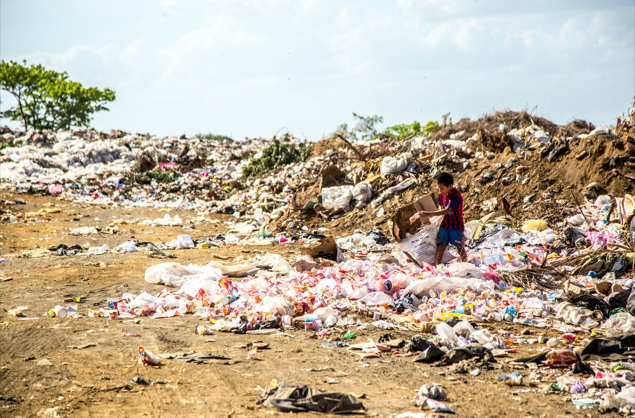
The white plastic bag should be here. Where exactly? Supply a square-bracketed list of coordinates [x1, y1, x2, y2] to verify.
[353, 182, 372, 204]
[436, 322, 457, 343]
[453, 320, 476, 339]
[447, 263, 485, 280]
[322, 186, 354, 212]
[404, 276, 494, 297]
[399, 217, 454, 266]
[601, 312, 635, 336]
[178, 274, 223, 297]
[144, 262, 222, 288]
[359, 292, 394, 306]
[255, 253, 293, 274]
[207, 260, 257, 277]
[555, 301, 599, 329]
[252, 296, 294, 316]
[380, 156, 407, 177]
[177, 235, 194, 249]
[128, 291, 159, 309]
[71, 226, 98, 235]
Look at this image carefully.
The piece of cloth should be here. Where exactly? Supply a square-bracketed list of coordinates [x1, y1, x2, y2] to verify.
[437, 227, 463, 248]
[49, 244, 83, 256]
[257, 381, 365, 414]
[580, 334, 635, 361]
[437, 344, 496, 366]
[437, 188, 464, 231]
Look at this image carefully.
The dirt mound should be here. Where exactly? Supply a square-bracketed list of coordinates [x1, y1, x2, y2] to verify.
[429, 110, 596, 143]
[279, 132, 635, 237]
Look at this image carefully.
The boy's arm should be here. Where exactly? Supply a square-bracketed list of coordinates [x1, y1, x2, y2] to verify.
[413, 207, 451, 219]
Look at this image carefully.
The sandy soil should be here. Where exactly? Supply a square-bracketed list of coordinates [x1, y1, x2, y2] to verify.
[0, 194, 616, 418]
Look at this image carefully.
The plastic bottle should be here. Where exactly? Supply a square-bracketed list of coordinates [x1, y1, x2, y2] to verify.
[139, 347, 161, 365]
[384, 277, 408, 293]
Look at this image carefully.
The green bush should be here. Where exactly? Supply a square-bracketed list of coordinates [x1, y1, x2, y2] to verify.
[243, 139, 312, 177]
[194, 133, 233, 141]
[125, 167, 180, 185]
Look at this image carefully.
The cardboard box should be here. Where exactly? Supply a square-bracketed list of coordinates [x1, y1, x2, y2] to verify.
[391, 194, 438, 243]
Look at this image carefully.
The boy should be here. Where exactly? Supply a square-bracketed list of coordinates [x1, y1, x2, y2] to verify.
[412, 172, 467, 265]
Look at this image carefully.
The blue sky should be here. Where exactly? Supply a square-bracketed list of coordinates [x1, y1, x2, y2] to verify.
[1, 0, 633, 139]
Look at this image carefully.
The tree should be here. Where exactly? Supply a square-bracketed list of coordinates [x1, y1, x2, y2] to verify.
[0, 60, 115, 131]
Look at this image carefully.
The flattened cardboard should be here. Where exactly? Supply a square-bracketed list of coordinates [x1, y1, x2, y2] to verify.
[300, 236, 342, 262]
[391, 194, 438, 243]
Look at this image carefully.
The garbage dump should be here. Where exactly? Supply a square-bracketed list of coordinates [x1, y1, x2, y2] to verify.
[1, 107, 635, 416]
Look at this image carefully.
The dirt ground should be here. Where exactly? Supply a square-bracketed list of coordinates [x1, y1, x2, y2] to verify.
[0, 194, 617, 418]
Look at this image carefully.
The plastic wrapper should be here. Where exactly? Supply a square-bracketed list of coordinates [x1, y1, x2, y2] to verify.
[546, 349, 578, 366]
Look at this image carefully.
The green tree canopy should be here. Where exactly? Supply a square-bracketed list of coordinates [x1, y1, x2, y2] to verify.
[0, 60, 115, 131]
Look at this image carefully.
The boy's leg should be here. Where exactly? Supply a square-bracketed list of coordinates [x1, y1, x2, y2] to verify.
[458, 236, 467, 262]
[436, 227, 450, 266]
[435, 243, 447, 266]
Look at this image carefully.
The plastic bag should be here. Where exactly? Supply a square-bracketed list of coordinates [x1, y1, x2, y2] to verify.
[352, 182, 372, 204]
[313, 307, 339, 322]
[349, 286, 369, 300]
[472, 329, 494, 345]
[616, 386, 635, 408]
[207, 260, 257, 277]
[177, 235, 194, 249]
[404, 276, 494, 297]
[252, 296, 294, 316]
[380, 156, 407, 177]
[145, 262, 222, 288]
[255, 253, 293, 274]
[71, 226, 98, 235]
[322, 185, 354, 212]
[594, 195, 612, 206]
[555, 302, 599, 329]
[567, 214, 588, 227]
[436, 322, 457, 343]
[128, 291, 159, 309]
[453, 320, 476, 339]
[601, 312, 635, 336]
[521, 219, 548, 232]
[359, 291, 394, 306]
[398, 216, 454, 266]
[447, 263, 485, 280]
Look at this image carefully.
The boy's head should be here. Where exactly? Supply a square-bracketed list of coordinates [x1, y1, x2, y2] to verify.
[436, 171, 454, 196]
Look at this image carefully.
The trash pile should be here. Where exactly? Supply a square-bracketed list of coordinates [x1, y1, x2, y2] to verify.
[2, 107, 635, 414]
[46, 189, 634, 413]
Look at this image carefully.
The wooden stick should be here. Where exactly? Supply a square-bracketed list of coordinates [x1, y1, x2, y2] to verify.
[570, 189, 592, 229]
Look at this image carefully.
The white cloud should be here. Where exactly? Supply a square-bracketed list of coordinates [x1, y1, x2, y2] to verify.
[2, 1, 633, 137]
